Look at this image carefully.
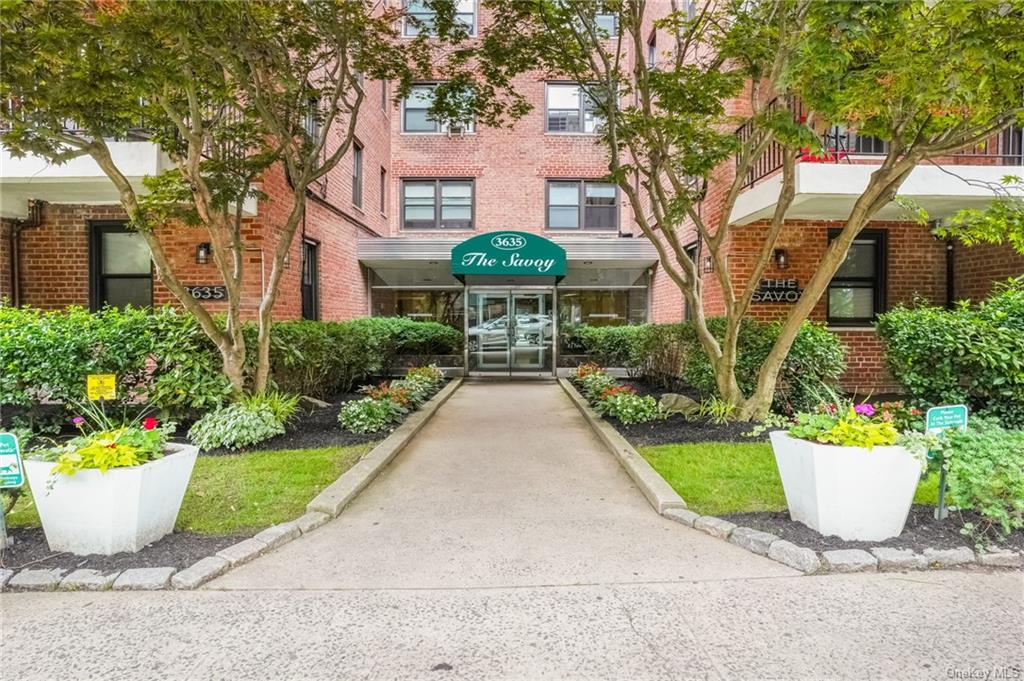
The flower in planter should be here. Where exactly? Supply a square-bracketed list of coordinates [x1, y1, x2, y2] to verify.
[854, 403, 875, 417]
[32, 402, 171, 476]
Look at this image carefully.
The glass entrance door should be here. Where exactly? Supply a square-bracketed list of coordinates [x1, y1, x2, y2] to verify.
[467, 289, 554, 375]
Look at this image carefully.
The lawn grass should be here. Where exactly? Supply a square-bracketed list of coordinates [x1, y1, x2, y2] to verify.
[4, 442, 377, 536]
[639, 442, 939, 517]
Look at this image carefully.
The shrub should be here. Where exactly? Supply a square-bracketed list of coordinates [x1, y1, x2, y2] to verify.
[345, 317, 461, 377]
[572, 325, 652, 376]
[577, 371, 618, 403]
[568, 319, 845, 411]
[877, 278, 1024, 427]
[338, 396, 406, 434]
[188, 402, 285, 451]
[267, 320, 377, 397]
[944, 419, 1024, 542]
[0, 305, 231, 420]
[595, 391, 665, 424]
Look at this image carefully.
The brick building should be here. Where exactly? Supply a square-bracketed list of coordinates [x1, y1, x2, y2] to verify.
[2, 1, 1022, 388]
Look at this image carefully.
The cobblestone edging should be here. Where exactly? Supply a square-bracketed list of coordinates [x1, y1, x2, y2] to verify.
[1, 379, 464, 593]
[559, 378, 1024, 576]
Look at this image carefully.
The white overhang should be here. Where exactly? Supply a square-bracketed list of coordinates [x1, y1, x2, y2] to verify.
[358, 236, 659, 271]
[729, 162, 1024, 226]
[0, 142, 258, 218]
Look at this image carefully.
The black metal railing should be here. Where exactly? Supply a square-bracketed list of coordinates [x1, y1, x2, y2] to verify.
[737, 101, 1024, 188]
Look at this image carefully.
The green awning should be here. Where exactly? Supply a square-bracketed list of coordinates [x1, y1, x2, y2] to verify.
[451, 231, 567, 280]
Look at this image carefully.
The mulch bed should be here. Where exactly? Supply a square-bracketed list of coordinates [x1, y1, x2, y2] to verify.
[196, 394, 383, 456]
[611, 415, 766, 446]
[0, 527, 247, 573]
[722, 505, 1024, 554]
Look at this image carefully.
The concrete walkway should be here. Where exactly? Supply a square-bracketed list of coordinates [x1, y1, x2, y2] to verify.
[3, 382, 1022, 679]
[212, 381, 796, 590]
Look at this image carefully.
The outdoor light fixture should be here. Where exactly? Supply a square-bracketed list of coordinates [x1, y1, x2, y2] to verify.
[195, 242, 211, 265]
[774, 248, 790, 270]
[702, 255, 714, 273]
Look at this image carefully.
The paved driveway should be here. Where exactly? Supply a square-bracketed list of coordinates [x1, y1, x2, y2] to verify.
[212, 381, 796, 590]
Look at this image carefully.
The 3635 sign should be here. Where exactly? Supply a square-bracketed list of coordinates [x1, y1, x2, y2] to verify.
[185, 285, 227, 301]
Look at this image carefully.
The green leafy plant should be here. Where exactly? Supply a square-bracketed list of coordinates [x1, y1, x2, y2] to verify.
[578, 371, 619, 403]
[30, 400, 171, 476]
[188, 403, 284, 451]
[238, 391, 300, 425]
[698, 397, 737, 425]
[596, 391, 665, 425]
[877, 278, 1024, 428]
[944, 419, 1024, 543]
[338, 396, 407, 434]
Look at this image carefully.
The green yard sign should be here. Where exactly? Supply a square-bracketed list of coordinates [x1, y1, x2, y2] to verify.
[0, 432, 24, 489]
[925, 404, 968, 434]
[925, 405, 968, 521]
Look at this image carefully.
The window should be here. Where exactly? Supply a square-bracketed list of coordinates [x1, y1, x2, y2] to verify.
[381, 79, 389, 111]
[301, 240, 320, 321]
[303, 97, 320, 139]
[684, 242, 699, 321]
[401, 179, 474, 230]
[827, 229, 887, 326]
[647, 32, 657, 69]
[351, 142, 363, 208]
[380, 167, 388, 214]
[404, 0, 476, 37]
[402, 83, 474, 134]
[90, 222, 152, 310]
[546, 180, 618, 231]
[546, 83, 602, 134]
[595, 9, 617, 36]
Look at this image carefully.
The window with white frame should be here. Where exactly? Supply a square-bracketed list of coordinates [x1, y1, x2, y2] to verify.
[403, 0, 476, 37]
[402, 83, 474, 133]
[546, 180, 618, 231]
[402, 179, 474, 230]
[546, 83, 603, 134]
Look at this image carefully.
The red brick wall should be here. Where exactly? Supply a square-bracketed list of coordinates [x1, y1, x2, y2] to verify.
[953, 241, 1024, 302]
[0, 219, 12, 301]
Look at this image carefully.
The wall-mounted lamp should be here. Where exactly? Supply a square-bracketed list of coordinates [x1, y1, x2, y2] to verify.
[773, 248, 790, 270]
[195, 242, 211, 265]
[702, 255, 714, 273]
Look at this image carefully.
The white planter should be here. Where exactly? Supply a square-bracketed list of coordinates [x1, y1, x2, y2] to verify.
[24, 443, 198, 556]
[769, 431, 921, 541]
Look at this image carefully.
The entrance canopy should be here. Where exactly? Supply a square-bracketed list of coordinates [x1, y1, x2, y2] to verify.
[451, 231, 567, 281]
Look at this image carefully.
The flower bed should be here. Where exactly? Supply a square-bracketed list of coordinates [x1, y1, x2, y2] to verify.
[570, 364, 666, 425]
[339, 365, 446, 434]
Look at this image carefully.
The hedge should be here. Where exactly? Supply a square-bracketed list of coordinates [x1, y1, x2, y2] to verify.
[566, 318, 847, 413]
[0, 305, 463, 420]
[876, 276, 1024, 428]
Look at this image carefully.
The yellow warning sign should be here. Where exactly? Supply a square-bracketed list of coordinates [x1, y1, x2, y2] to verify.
[86, 374, 117, 401]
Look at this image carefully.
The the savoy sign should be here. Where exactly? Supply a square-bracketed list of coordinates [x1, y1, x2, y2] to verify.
[452, 231, 567, 278]
[751, 278, 803, 303]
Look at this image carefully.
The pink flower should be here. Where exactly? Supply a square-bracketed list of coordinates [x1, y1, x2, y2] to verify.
[72, 416, 85, 427]
[142, 417, 158, 431]
[854, 403, 875, 417]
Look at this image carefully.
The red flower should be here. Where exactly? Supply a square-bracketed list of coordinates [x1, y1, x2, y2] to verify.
[142, 417, 158, 431]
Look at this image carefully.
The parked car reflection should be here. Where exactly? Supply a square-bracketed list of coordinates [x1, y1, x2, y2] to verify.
[468, 314, 552, 351]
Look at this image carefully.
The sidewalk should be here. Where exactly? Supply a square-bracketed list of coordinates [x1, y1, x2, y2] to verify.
[211, 381, 796, 590]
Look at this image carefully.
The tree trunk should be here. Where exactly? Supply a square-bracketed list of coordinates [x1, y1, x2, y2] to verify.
[219, 341, 247, 393]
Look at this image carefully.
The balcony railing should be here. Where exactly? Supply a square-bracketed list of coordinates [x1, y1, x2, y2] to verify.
[737, 103, 1024, 188]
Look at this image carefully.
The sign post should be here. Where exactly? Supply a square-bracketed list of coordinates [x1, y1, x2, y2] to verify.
[925, 404, 968, 521]
[0, 432, 25, 549]
[86, 374, 117, 402]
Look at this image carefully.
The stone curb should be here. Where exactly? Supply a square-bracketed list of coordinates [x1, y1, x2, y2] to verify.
[307, 378, 463, 517]
[656, 508, 1024, 576]
[2, 379, 463, 593]
[558, 378, 687, 514]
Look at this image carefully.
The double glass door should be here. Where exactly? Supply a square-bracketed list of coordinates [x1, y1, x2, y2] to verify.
[467, 289, 554, 375]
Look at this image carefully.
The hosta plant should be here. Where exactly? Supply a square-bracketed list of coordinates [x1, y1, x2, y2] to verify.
[339, 396, 407, 434]
[188, 402, 284, 451]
